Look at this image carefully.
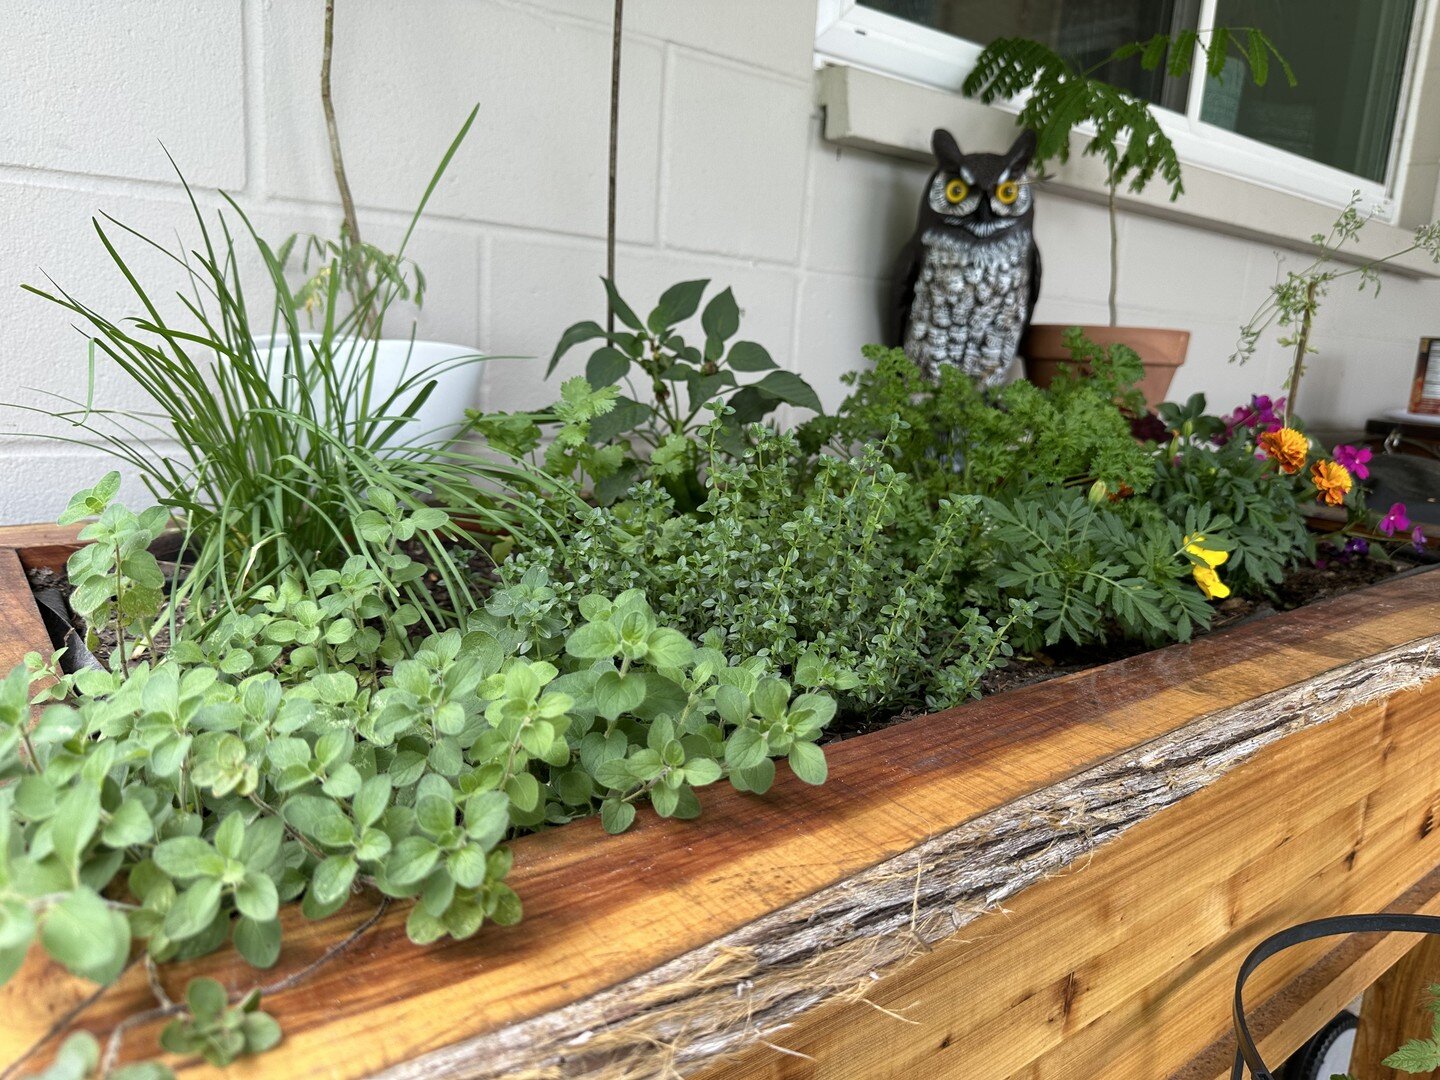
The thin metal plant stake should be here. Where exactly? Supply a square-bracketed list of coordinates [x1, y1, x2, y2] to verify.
[606, 0, 624, 336]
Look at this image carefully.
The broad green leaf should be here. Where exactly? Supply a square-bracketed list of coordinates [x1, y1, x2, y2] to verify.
[727, 340, 777, 372]
[101, 797, 154, 848]
[600, 799, 636, 834]
[352, 774, 392, 830]
[548, 319, 606, 376]
[565, 621, 620, 660]
[164, 879, 223, 941]
[601, 277, 643, 330]
[235, 871, 280, 922]
[214, 812, 245, 860]
[788, 741, 828, 785]
[593, 670, 647, 721]
[725, 726, 768, 771]
[41, 889, 130, 984]
[701, 287, 740, 343]
[387, 836, 440, 888]
[648, 280, 708, 333]
[187, 976, 228, 1020]
[586, 347, 630, 390]
[309, 855, 358, 907]
[464, 791, 511, 850]
[752, 369, 822, 413]
[51, 782, 102, 872]
[153, 836, 224, 881]
[233, 916, 281, 969]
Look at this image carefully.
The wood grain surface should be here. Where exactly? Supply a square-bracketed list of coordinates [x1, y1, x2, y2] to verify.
[0, 548, 50, 679]
[703, 680, 1440, 1079]
[0, 523, 82, 572]
[1352, 930, 1440, 1079]
[1, 540, 1438, 1078]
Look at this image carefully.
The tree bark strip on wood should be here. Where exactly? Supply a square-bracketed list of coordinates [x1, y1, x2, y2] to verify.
[0, 527, 1438, 1079]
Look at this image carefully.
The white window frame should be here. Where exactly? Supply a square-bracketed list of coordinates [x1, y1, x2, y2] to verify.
[815, 0, 1427, 221]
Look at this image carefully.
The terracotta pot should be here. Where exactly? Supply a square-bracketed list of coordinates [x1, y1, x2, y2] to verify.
[1021, 324, 1190, 408]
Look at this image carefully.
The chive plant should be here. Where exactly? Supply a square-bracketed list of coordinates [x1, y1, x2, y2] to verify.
[15, 108, 569, 635]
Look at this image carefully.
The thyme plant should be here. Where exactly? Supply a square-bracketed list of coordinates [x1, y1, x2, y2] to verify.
[507, 411, 1027, 714]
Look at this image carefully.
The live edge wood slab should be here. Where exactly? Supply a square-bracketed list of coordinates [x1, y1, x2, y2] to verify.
[2, 526, 1440, 1079]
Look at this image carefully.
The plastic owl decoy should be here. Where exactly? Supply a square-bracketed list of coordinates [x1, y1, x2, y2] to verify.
[889, 128, 1041, 386]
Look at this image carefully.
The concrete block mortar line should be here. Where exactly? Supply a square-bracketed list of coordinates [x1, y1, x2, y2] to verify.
[662, 38, 813, 92]
[654, 41, 676, 253]
[241, 0, 267, 203]
[0, 164, 221, 204]
[492, 0, 814, 86]
[789, 118, 828, 374]
[476, 231, 494, 413]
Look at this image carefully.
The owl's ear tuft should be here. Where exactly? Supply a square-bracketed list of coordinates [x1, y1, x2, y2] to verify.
[1004, 129, 1038, 174]
[931, 128, 963, 168]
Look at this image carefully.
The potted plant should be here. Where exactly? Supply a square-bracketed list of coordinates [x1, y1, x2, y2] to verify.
[963, 27, 1292, 405]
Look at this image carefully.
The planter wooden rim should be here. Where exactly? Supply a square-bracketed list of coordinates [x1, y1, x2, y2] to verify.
[3, 524, 1440, 1079]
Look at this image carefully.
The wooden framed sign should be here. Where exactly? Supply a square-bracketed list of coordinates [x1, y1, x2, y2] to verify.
[1409, 337, 1440, 415]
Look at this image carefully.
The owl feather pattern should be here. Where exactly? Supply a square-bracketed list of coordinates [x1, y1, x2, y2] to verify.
[889, 129, 1041, 386]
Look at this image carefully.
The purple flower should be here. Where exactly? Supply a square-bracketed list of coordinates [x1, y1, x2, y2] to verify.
[1414, 525, 1428, 551]
[1343, 536, 1370, 557]
[1333, 444, 1372, 480]
[1251, 394, 1286, 432]
[1379, 502, 1410, 537]
[1220, 393, 1288, 444]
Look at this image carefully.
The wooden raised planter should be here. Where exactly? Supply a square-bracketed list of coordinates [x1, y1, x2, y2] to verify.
[3, 524, 1440, 1079]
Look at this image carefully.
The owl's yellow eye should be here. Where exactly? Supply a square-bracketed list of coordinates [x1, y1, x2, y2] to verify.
[996, 180, 1020, 205]
[944, 178, 969, 204]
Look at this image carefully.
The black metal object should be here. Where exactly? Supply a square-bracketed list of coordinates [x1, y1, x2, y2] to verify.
[1231, 913, 1440, 1078]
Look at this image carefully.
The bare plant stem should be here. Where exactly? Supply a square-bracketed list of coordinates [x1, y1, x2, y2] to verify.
[605, 0, 624, 336]
[1107, 185, 1119, 327]
[95, 899, 390, 1078]
[1282, 279, 1318, 426]
[321, 0, 376, 337]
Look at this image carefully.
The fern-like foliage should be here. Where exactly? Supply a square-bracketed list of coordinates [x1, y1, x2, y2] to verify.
[973, 490, 1230, 651]
[1147, 436, 1313, 596]
[962, 28, 1294, 200]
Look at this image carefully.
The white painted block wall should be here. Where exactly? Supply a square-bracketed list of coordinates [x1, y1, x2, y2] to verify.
[1, 0, 1436, 522]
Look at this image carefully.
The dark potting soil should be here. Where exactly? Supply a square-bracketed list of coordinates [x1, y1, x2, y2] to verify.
[26, 542, 1428, 745]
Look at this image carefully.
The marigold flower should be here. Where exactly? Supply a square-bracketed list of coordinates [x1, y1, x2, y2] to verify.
[1192, 565, 1231, 600]
[1310, 459, 1352, 506]
[1258, 427, 1309, 474]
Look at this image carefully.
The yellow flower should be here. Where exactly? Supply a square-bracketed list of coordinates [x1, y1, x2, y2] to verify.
[1192, 564, 1231, 600]
[1310, 459, 1352, 506]
[1184, 534, 1231, 599]
[1258, 427, 1309, 474]
[1185, 539, 1229, 569]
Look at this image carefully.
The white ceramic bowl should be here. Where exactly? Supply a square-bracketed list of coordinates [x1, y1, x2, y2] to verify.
[252, 334, 484, 448]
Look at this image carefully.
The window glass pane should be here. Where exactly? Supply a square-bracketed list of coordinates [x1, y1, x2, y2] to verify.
[1201, 0, 1415, 182]
[859, 0, 1199, 110]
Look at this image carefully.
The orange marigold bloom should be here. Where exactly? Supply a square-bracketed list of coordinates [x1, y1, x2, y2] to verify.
[1311, 459, 1353, 506]
[1258, 427, 1309, 474]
